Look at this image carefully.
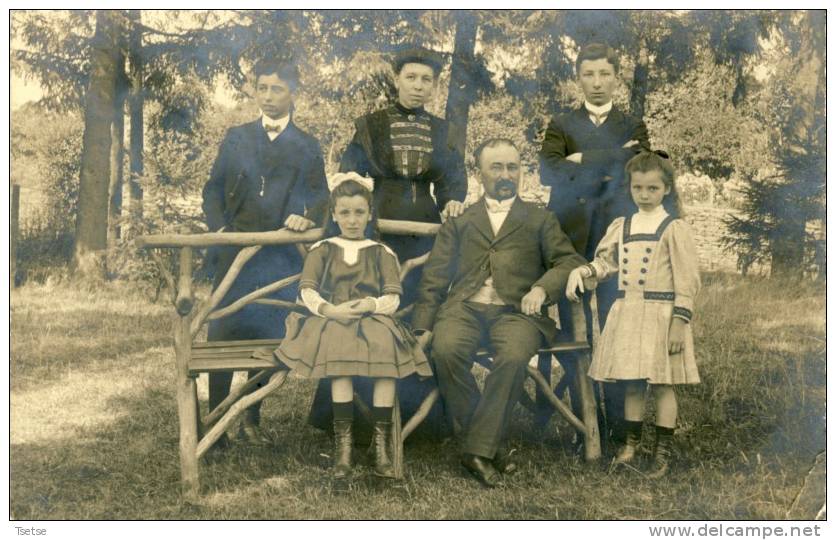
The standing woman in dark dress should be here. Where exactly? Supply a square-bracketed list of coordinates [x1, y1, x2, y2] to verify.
[340, 47, 468, 287]
[310, 48, 468, 435]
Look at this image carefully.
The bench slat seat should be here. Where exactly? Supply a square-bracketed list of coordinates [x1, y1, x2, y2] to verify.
[473, 342, 589, 357]
[190, 339, 283, 375]
[188, 341, 591, 376]
[192, 338, 283, 349]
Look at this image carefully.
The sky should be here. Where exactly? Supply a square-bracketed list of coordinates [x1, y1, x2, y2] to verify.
[11, 74, 43, 110]
[10, 9, 244, 111]
[11, 68, 241, 111]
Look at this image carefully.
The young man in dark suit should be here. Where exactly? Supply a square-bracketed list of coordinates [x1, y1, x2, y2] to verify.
[202, 58, 329, 446]
[539, 43, 651, 449]
[540, 42, 650, 262]
[413, 139, 585, 487]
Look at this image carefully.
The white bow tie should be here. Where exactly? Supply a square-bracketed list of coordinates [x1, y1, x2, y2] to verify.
[485, 198, 513, 214]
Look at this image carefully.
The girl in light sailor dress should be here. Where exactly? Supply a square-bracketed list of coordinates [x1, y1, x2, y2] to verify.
[567, 151, 701, 478]
[274, 174, 432, 480]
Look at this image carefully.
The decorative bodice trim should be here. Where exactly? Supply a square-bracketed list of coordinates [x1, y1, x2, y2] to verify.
[623, 214, 676, 244]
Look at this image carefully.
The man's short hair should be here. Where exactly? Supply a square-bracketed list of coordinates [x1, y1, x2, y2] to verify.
[393, 47, 443, 78]
[253, 58, 300, 91]
[575, 43, 619, 75]
[473, 138, 519, 168]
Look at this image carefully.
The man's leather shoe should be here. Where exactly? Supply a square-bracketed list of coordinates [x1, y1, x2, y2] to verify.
[492, 447, 517, 475]
[461, 454, 502, 488]
[238, 422, 271, 446]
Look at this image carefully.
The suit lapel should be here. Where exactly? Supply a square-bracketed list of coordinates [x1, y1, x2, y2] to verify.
[469, 199, 495, 242]
[245, 119, 265, 144]
[577, 104, 623, 129]
[243, 120, 268, 169]
[491, 198, 526, 245]
[603, 106, 624, 130]
[574, 106, 594, 128]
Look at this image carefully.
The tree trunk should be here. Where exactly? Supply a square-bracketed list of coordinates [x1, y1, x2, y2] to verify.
[731, 61, 747, 107]
[444, 11, 479, 160]
[127, 9, 144, 228]
[108, 91, 126, 253]
[629, 40, 650, 120]
[75, 10, 121, 278]
[11, 184, 20, 288]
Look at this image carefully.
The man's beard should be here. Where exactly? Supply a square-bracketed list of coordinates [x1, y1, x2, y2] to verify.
[493, 179, 517, 201]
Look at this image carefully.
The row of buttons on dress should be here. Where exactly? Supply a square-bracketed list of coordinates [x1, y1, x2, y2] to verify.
[622, 246, 653, 287]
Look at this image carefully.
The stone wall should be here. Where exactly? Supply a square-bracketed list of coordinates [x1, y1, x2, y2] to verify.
[681, 204, 741, 273]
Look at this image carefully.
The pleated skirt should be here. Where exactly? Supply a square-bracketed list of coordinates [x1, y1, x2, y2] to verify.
[270, 312, 433, 379]
[589, 296, 700, 385]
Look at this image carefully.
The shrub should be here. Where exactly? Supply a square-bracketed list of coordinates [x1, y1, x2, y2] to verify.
[11, 106, 83, 283]
[15, 210, 74, 285]
[109, 102, 220, 295]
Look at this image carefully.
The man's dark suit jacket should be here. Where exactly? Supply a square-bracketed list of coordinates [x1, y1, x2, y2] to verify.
[203, 119, 328, 235]
[201, 119, 329, 340]
[539, 105, 650, 259]
[412, 197, 586, 340]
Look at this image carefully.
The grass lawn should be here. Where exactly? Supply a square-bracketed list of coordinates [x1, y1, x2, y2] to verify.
[10, 274, 825, 519]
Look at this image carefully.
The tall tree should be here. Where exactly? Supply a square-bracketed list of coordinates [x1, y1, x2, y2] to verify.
[75, 10, 121, 277]
[762, 10, 825, 277]
[108, 27, 130, 251]
[127, 9, 145, 226]
[444, 11, 479, 159]
[107, 98, 125, 251]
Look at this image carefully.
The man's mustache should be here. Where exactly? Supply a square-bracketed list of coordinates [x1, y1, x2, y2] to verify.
[494, 179, 517, 200]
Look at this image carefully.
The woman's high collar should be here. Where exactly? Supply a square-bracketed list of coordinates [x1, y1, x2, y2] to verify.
[394, 101, 425, 116]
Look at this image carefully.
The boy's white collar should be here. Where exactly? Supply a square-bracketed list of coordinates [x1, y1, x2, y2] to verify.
[584, 101, 613, 117]
[260, 112, 290, 131]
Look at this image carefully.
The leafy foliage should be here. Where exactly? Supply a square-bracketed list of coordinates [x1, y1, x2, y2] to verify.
[11, 9, 826, 282]
[722, 11, 825, 277]
[646, 53, 769, 180]
[11, 104, 84, 282]
[109, 99, 231, 290]
[11, 11, 96, 111]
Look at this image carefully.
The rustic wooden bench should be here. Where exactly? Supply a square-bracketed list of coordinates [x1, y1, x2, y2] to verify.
[138, 219, 601, 500]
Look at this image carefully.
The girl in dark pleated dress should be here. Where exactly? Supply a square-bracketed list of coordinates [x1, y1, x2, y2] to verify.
[274, 175, 432, 479]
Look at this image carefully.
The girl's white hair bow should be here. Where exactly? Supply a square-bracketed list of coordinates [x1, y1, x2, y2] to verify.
[328, 171, 374, 193]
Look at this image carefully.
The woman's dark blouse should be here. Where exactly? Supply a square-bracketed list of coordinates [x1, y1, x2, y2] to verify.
[340, 103, 467, 262]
